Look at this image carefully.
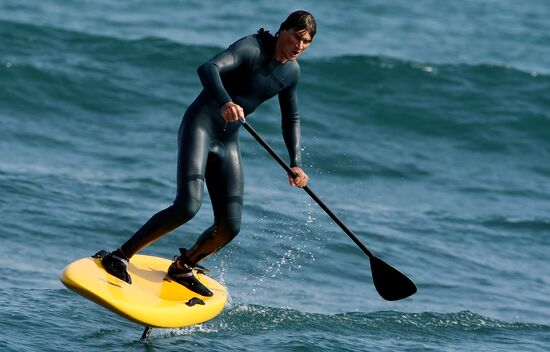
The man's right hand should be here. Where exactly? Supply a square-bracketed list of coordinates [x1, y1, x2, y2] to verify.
[221, 101, 245, 122]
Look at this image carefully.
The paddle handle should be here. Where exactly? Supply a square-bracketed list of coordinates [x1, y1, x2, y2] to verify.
[241, 120, 375, 260]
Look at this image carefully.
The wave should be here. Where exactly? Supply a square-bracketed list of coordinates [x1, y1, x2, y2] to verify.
[150, 304, 548, 339]
[0, 20, 211, 119]
[2, 19, 549, 154]
[149, 305, 550, 351]
[6, 288, 549, 350]
[300, 55, 550, 155]
[3, 19, 547, 76]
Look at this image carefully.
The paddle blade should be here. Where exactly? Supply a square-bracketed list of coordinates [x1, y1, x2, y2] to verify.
[370, 256, 417, 301]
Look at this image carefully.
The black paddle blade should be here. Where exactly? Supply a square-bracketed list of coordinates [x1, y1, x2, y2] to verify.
[370, 256, 417, 301]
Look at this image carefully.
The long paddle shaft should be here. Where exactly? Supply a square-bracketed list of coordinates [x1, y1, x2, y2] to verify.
[241, 120, 417, 301]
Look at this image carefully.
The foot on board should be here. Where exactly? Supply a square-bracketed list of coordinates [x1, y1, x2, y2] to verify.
[167, 248, 213, 297]
[96, 249, 132, 284]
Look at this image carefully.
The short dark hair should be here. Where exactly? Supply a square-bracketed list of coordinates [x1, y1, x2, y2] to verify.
[277, 10, 317, 39]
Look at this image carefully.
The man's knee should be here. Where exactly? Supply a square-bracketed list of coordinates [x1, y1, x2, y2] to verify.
[219, 217, 241, 239]
[172, 198, 201, 223]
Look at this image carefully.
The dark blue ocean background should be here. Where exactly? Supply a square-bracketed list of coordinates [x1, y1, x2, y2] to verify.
[1, 0, 549, 350]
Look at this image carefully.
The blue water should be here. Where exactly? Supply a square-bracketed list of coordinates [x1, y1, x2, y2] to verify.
[1, 0, 550, 350]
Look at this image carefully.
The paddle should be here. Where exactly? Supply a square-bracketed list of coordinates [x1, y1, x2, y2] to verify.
[241, 120, 417, 301]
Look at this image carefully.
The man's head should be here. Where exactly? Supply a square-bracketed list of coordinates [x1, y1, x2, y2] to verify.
[275, 11, 316, 62]
[277, 10, 317, 39]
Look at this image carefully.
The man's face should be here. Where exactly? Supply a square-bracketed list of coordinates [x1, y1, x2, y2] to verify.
[276, 28, 313, 62]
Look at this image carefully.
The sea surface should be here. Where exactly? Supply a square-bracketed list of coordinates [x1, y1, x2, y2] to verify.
[1, 0, 549, 351]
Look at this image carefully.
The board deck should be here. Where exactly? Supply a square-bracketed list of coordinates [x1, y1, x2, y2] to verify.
[60, 254, 227, 328]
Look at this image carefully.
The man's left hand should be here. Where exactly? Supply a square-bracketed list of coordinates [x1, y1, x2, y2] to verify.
[288, 167, 308, 188]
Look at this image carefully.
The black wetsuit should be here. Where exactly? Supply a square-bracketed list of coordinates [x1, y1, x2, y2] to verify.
[119, 30, 303, 265]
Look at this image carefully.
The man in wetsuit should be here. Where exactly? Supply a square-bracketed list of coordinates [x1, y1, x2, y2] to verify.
[100, 11, 316, 297]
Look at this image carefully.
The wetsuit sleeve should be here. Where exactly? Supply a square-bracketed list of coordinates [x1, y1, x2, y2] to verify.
[197, 37, 259, 107]
[279, 83, 302, 168]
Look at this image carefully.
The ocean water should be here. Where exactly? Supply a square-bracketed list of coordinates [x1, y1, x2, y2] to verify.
[1, 0, 549, 351]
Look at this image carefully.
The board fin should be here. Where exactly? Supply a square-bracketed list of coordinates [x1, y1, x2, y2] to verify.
[141, 327, 152, 340]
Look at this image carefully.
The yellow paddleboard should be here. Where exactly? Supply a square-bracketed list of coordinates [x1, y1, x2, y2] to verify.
[60, 253, 227, 328]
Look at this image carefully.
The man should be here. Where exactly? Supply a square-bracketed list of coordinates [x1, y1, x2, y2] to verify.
[100, 10, 316, 297]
